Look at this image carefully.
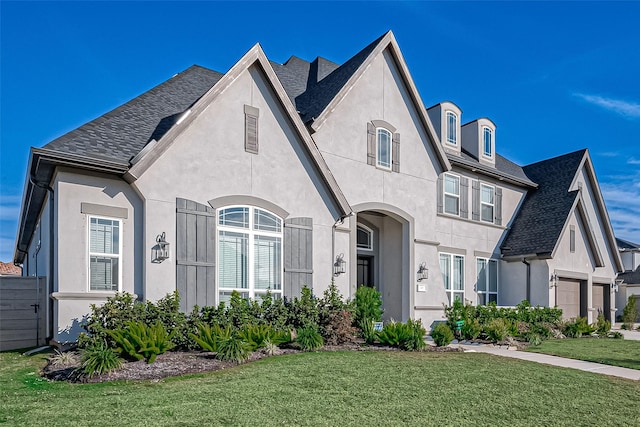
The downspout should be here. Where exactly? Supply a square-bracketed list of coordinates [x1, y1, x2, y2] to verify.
[522, 258, 531, 303]
[29, 174, 54, 343]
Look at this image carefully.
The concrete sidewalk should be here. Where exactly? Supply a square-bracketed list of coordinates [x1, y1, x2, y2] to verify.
[458, 343, 640, 381]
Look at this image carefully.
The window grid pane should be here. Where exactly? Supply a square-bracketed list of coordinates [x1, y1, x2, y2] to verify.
[219, 231, 248, 289]
[219, 207, 250, 228]
[254, 235, 281, 290]
[444, 175, 460, 215]
[446, 112, 457, 144]
[483, 128, 492, 157]
[254, 209, 282, 232]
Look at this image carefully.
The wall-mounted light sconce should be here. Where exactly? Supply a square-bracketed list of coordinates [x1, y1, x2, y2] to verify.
[614, 279, 624, 293]
[152, 232, 170, 263]
[417, 262, 429, 282]
[549, 273, 558, 288]
[333, 253, 346, 276]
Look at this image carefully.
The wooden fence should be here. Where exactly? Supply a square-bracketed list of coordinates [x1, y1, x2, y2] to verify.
[0, 276, 47, 351]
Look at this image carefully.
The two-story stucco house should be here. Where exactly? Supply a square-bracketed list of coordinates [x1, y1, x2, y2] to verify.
[13, 31, 623, 345]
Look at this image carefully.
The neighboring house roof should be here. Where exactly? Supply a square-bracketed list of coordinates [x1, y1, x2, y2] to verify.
[501, 150, 586, 257]
[618, 267, 640, 285]
[448, 149, 537, 188]
[617, 237, 640, 251]
[0, 262, 22, 276]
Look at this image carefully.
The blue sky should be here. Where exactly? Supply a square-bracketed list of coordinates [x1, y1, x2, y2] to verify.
[1, 1, 639, 262]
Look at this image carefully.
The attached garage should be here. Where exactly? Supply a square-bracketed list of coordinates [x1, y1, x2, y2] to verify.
[592, 284, 610, 321]
[557, 278, 582, 320]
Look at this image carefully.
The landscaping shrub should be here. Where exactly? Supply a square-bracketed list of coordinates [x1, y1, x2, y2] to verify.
[107, 321, 175, 364]
[563, 317, 594, 338]
[295, 324, 324, 351]
[594, 313, 611, 335]
[430, 323, 454, 347]
[360, 318, 377, 344]
[608, 331, 624, 339]
[216, 333, 251, 364]
[190, 323, 233, 352]
[354, 286, 383, 327]
[239, 324, 291, 350]
[49, 350, 79, 369]
[80, 339, 123, 377]
[317, 283, 356, 345]
[286, 286, 320, 329]
[460, 318, 482, 340]
[622, 296, 637, 330]
[377, 320, 426, 351]
[484, 318, 510, 342]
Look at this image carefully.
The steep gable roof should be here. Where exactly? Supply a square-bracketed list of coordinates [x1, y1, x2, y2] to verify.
[45, 66, 223, 164]
[617, 237, 640, 251]
[501, 150, 586, 257]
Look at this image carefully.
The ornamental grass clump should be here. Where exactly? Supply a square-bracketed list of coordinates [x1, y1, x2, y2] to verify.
[295, 324, 324, 351]
[216, 333, 251, 364]
[80, 339, 123, 377]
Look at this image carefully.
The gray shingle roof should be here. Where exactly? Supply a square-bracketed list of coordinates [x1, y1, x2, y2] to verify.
[295, 34, 385, 123]
[619, 267, 640, 284]
[44, 65, 223, 164]
[501, 149, 587, 257]
[617, 237, 640, 250]
[449, 149, 537, 187]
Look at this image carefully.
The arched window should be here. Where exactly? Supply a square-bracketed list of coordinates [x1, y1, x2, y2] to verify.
[217, 206, 282, 303]
[446, 111, 458, 145]
[357, 225, 373, 251]
[482, 127, 493, 158]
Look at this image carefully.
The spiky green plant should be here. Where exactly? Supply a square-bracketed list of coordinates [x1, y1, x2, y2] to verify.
[216, 333, 251, 364]
[80, 339, 123, 377]
[295, 324, 324, 351]
[107, 320, 175, 364]
[189, 323, 233, 352]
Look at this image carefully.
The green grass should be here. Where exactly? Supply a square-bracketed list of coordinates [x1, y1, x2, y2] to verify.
[1, 350, 639, 426]
[526, 338, 640, 370]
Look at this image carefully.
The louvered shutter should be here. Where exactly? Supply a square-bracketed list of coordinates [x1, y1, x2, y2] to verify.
[284, 217, 313, 298]
[392, 132, 400, 173]
[460, 177, 469, 219]
[495, 187, 503, 226]
[472, 180, 480, 221]
[437, 175, 444, 214]
[176, 198, 216, 312]
[244, 105, 259, 154]
[367, 123, 376, 165]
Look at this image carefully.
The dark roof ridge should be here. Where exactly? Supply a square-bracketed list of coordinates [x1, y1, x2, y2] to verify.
[523, 148, 587, 170]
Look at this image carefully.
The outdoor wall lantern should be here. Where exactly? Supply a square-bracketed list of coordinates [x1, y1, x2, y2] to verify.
[417, 262, 429, 281]
[152, 232, 170, 263]
[333, 253, 346, 276]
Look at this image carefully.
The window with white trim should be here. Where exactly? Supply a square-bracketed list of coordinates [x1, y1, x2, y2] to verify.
[440, 253, 464, 305]
[376, 128, 392, 170]
[483, 127, 493, 158]
[444, 173, 460, 215]
[446, 111, 458, 145]
[89, 216, 121, 291]
[217, 206, 282, 304]
[477, 258, 498, 305]
[480, 184, 495, 223]
[357, 225, 373, 251]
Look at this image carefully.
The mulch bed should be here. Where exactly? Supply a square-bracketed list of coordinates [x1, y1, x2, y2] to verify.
[42, 343, 463, 384]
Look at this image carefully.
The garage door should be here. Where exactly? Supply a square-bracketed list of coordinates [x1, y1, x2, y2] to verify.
[557, 279, 581, 319]
[592, 285, 605, 318]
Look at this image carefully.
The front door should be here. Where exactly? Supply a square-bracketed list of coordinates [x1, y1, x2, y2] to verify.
[357, 256, 374, 288]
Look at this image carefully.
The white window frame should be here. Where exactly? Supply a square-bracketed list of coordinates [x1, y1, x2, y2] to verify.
[443, 173, 460, 216]
[482, 126, 493, 158]
[356, 224, 373, 251]
[440, 252, 464, 305]
[476, 258, 498, 305]
[217, 205, 283, 304]
[87, 215, 122, 292]
[446, 111, 458, 145]
[480, 183, 495, 223]
[376, 127, 392, 170]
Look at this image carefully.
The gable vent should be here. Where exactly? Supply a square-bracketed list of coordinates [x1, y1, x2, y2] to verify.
[244, 105, 259, 154]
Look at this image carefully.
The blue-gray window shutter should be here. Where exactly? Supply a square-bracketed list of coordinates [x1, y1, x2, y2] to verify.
[367, 123, 376, 166]
[472, 180, 480, 221]
[176, 198, 216, 312]
[284, 217, 313, 298]
[495, 187, 503, 226]
[460, 177, 469, 219]
[392, 132, 400, 173]
[437, 175, 443, 214]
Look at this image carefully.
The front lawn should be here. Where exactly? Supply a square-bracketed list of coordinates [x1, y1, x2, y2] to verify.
[1, 350, 639, 426]
[526, 338, 640, 370]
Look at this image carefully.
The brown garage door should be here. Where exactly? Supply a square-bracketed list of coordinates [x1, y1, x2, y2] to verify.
[592, 285, 605, 317]
[557, 279, 581, 319]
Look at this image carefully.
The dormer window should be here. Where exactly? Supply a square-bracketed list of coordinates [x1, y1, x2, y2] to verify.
[483, 127, 493, 158]
[377, 128, 392, 170]
[446, 111, 458, 145]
